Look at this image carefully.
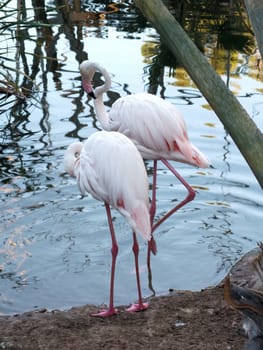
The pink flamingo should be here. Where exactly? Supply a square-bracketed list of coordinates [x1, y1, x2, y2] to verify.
[64, 131, 154, 317]
[79, 61, 210, 266]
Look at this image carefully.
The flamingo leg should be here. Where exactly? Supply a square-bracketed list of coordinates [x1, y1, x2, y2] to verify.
[147, 161, 158, 295]
[152, 158, 196, 234]
[149, 160, 158, 226]
[127, 232, 149, 312]
[147, 159, 196, 294]
[148, 160, 158, 252]
[91, 203, 119, 317]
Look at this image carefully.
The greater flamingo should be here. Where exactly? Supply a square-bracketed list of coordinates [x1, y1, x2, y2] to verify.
[64, 131, 154, 317]
[79, 60, 211, 234]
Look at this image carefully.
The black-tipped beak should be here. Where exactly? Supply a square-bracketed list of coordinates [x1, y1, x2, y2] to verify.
[88, 91, 96, 99]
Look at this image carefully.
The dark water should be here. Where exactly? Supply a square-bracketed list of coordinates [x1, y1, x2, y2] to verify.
[0, 0, 262, 314]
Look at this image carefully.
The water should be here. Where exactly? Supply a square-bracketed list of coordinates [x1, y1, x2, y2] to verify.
[0, 1, 262, 314]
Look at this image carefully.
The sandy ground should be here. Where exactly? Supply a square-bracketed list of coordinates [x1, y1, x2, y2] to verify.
[0, 246, 262, 350]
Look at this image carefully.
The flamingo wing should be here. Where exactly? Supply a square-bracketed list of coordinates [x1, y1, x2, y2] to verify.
[77, 131, 151, 240]
[109, 93, 193, 160]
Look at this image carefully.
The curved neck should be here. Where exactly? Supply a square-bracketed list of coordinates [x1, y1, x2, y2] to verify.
[93, 66, 112, 130]
[94, 65, 111, 96]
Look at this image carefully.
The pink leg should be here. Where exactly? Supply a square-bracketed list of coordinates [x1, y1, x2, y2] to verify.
[148, 160, 158, 256]
[147, 160, 157, 278]
[147, 160, 157, 295]
[91, 203, 119, 317]
[147, 158, 195, 295]
[149, 160, 158, 226]
[127, 232, 149, 312]
[152, 158, 196, 233]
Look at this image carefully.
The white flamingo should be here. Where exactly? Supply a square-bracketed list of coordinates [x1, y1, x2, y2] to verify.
[64, 130, 154, 317]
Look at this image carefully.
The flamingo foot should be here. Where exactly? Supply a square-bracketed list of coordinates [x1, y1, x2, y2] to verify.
[91, 307, 118, 317]
[126, 302, 149, 313]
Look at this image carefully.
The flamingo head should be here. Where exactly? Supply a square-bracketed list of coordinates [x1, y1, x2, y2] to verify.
[64, 142, 83, 177]
[79, 61, 100, 99]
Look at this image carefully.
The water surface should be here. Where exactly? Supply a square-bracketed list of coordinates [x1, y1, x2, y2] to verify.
[0, 1, 262, 314]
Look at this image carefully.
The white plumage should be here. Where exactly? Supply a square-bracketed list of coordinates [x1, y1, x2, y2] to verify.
[64, 131, 152, 317]
[64, 131, 151, 241]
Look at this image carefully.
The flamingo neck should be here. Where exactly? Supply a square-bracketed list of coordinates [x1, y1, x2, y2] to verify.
[73, 157, 80, 178]
[93, 66, 112, 131]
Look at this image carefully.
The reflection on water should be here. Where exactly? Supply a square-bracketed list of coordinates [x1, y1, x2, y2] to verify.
[0, 0, 262, 314]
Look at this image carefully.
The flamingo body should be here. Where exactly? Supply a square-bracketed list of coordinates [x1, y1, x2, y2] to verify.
[64, 131, 152, 316]
[80, 61, 210, 168]
[64, 131, 151, 241]
[111, 93, 210, 167]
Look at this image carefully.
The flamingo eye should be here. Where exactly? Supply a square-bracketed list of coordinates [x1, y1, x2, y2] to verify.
[74, 152, 80, 158]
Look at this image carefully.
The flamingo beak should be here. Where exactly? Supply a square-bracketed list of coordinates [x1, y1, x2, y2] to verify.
[82, 81, 96, 99]
[88, 90, 96, 99]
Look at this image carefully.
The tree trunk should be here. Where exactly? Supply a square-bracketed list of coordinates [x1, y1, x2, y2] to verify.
[135, 0, 263, 188]
[244, 0, 263, 58]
